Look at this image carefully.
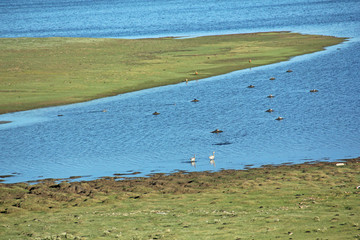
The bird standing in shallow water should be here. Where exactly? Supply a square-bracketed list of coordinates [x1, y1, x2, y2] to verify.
[190, 154, 196, 162]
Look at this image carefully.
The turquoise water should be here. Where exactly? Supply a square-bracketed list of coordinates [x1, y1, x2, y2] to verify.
[0, 0, 359, 183]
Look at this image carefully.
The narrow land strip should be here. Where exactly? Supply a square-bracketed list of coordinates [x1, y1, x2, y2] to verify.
[0, 32, 345, 114]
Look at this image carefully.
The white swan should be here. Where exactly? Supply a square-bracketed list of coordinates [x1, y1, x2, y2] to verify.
[209, 151, 215, 160]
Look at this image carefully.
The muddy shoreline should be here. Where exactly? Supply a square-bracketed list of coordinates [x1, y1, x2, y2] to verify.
[0, 157, 357, 185]
[1, 157, 358, 196]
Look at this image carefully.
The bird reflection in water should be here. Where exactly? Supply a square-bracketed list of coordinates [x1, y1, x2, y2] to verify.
[191, 161, 196, 168]
[209, 151, 215, 167]
[190, 154, 196, 168]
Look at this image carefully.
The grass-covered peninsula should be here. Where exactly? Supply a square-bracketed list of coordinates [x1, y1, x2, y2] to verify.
[0, 158, 359, 239]
[0, 32, 345, 114]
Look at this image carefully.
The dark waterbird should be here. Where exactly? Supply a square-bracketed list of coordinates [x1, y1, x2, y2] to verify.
[213, 141, 231, 146]
[211, 129, 223, 133]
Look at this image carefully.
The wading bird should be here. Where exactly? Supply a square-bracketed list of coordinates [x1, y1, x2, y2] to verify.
[209, 151, 215, 160]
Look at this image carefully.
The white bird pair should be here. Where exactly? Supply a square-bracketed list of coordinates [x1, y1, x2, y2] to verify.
[190, 152, 215, 161]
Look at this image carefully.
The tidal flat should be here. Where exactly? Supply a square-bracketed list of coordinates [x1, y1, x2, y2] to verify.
[0, 32, 345, 114]
[0, 158, 359, 239]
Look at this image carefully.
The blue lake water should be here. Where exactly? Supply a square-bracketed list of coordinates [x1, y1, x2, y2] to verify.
[0, 0, 360, 183]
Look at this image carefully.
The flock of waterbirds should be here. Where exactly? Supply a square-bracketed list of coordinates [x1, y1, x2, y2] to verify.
[247, 68, 319, 121]
[152, 78, 220, 167]
[149, 67, 320, 167]
[53, 65, 319, 169]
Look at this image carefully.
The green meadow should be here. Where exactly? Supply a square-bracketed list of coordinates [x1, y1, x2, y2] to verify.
[0, 32, 345, 114]
[0, 159, 359, 239]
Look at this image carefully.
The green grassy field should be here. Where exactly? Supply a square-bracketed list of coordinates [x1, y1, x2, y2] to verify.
[0, 32, 345, 114]
[0, 158, 359, 239]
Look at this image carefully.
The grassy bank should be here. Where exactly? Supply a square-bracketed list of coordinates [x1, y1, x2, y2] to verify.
[0, 32, 345, 114]
[0, 158, 359, 239]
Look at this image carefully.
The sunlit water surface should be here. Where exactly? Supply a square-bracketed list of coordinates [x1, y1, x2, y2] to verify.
[0, 0, 359, 183]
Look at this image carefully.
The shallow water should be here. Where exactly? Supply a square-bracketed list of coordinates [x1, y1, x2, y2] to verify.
[0, 0, 360, 183]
